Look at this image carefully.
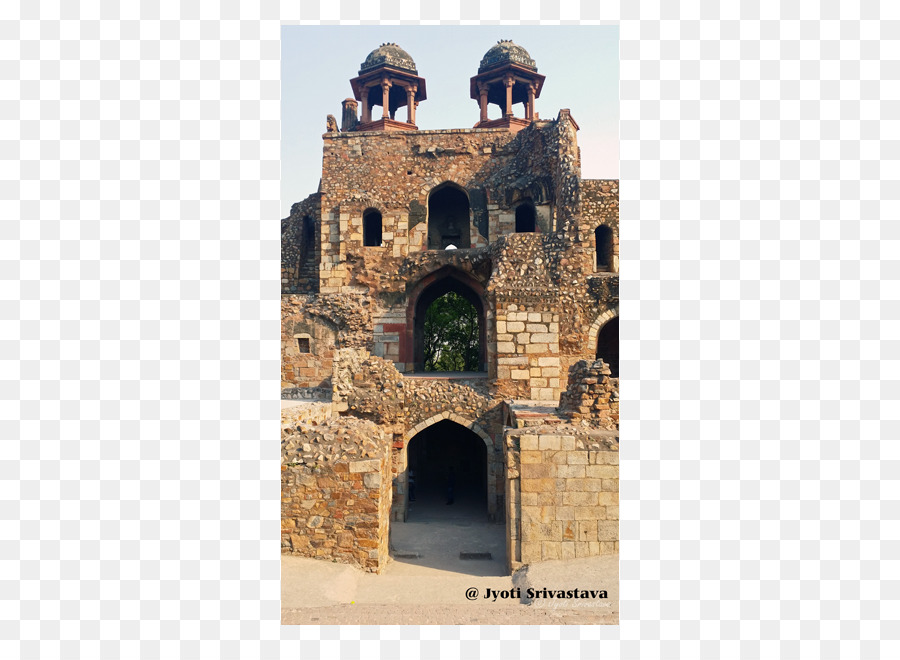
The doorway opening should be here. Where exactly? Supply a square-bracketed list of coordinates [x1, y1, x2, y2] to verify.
[595, 316, 619, 377]
[406, 419, 488, 519]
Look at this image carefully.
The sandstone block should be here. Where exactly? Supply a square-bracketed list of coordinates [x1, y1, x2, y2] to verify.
[567, 452, 588, 465]
[542, 541, 560, 561]
[557, 465, 585, 479]
[538, 435, 561, 451]
[577, 520, 597, 542]
[596, 491, 619, 506]
[520, 462, 553, 479]
[597, 521, 618, 542]
[520, 450, 542, 464]
[521, 541, 541, 564]
[350, 459, 381, 473]
[520, 477, 554, 493]
[519, 435, 539, 450]
[574, 505, 603, 520]
[560, 542, 576, 560]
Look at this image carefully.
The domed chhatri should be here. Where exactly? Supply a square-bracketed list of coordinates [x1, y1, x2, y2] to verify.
[470, 40, 545, 132]
[360, 42, 418, 74]
[478, 39, 537, 73]
[349, 43, 427, 132]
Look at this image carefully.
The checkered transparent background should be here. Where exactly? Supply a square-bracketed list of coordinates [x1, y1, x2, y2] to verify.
[0, 1, 895, 658]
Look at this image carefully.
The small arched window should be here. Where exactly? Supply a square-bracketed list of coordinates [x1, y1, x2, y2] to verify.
[363, 209, 383, 247]
[515, 203, 536, 233]
[595, 225, 613, 271]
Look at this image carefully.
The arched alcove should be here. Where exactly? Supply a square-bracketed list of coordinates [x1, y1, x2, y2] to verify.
[427, 183, 470, 250]
[595, 317, 619, 377]
[363, 208, 383, 246]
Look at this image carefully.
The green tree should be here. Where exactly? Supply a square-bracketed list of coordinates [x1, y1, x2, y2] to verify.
[423, 292, 480, 372]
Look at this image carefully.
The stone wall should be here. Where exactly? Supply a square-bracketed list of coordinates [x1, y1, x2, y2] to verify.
[281, 414, 392, 573]
[504, 429, 619, 571]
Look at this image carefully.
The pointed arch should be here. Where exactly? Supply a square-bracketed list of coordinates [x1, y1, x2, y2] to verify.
[403, 411, 493, 448]
[427, 181, 471, 250]
[588, 306, 619, 378]
[587, 306, 619, 354]
[403, 266, 487, 372]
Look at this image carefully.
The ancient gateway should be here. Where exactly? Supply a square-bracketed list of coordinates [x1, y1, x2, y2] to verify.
[281, 41, 619, 574]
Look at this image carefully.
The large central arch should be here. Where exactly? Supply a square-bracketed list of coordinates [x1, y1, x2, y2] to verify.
[404, 266, 488, 373]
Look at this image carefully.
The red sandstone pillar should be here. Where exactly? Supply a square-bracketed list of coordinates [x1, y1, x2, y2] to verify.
[526, 83, 535, 120]
[407, 86, 416, 124]
[479, 85, 488, 122]
[504, 75, 514, 118]
[381, 79, 391, 120]
[361, 92, 370, 123]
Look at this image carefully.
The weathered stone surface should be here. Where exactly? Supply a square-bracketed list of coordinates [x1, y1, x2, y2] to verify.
[281, 46, 619, 574]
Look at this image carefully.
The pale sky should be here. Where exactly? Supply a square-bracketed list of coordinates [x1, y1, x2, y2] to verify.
[281, 25, 619, 217]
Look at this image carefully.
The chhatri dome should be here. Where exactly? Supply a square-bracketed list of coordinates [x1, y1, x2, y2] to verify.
[360, 42, 418, 74]
[478, 39, 538, 73]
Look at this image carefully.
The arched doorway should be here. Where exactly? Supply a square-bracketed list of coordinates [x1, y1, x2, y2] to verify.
[515, 202, 536, 232]
[405, 420, 488, 517]
[408, 268, 487, 373]
[428, 183, 470, 249]
[595, 317, 619, 377]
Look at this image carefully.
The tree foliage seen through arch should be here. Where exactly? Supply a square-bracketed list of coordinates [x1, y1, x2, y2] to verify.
[423, 291, 480, 372]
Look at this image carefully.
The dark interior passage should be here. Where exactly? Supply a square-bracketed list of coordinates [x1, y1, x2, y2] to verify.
[406, 420, 487, 518]
[595, 317, 619, 378]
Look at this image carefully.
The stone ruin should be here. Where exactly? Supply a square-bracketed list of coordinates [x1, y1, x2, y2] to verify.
[281, 41, 619, 573]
